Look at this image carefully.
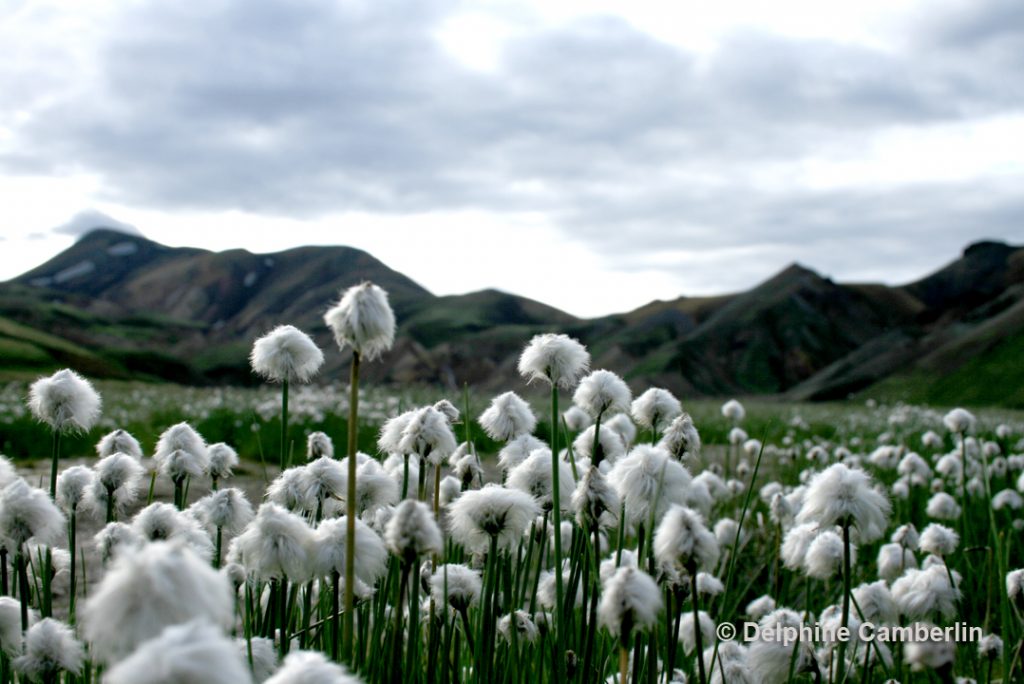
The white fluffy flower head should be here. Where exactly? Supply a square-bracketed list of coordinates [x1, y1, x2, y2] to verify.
[14, 618, 84, 680]
[0, 478, 66, 548]
[721, 399, 745, 422]
[479, 392, 537, 441]
[598, 566, 662, 642]
[105, 620, 252, 684]
[96, 429, 142, 459]
[517, 333, 590, 389]
[448, 485, 539, 554]
[573, 370, 631, 418]
[82, 541, 234, 663]
[207, 443, 239, 482]
[654, 504, 720, 572]
[796, 463, 890, 542]
[385, 500, 443, 563]
[250, 324, 324, 383]
[506, 448, 574, 513]
[323, 281, 397, 360]
[28, 369, 101, 432]
[631, 388, 682, 432]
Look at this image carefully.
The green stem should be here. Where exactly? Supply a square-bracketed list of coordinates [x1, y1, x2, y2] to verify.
[281, 378, 290, 470]
[49, 429, 60, 498]
[42, 547, 52, 618]
[392, 564, 410, 684]
[15, 552, 29, 632]
[343, 350, 361, 663]
[69, 507, 78, 624]
[215, 527, 223, 569]
[549, 384, 567, 684]
[105, 485, 116, 524]
[837, 521, 852, 684]
[692, 568, 706, 684]
[332, 570, 341, 661]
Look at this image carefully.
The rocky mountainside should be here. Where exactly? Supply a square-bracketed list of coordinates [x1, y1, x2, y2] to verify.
[3, 229, 1022, 406]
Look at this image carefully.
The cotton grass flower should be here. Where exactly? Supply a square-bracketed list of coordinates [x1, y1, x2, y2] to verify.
[194, 487, 255, 564]
[609, 445, 692, 530]
[13, 618, 84, 681]
[89, 453, 145, 521]
[0, 597, 32, 657]
[238, 636, 277, 684]
[943, 407, 976, 434]
[448, 485, 539, 554]
[573, 425, 626, 467]
[903, 625, 955, 672]
[600, 566, 662, 684]
[746, 609, 816, 683]
[573, 370, 631, 419]
[303, 456, 346, 517]
[746, 595, 776, 621]
[266, 467, 311, 513]
[1007, 569, 1024, 610]
[265, 650, 361, 684]
[677, 610, 714, 656]
[877, 543, 918, 581]
[307, 432, 334, 460]
[93, 522, 141, 564]
[207, 443, 239, 487]
[430, 564, 481, 611]
[28, 369, 101, 433]
[313, 516, 387, 584]
[250, 324, 323, 383]
[563, 406, 592, 432]
[654, 505, 720, 572]
[55, 465, 92, 514]
[631, 388, 682, 434]
[721, 399, 745, 422]
[658, 413, 701, 462]
[82, 541, 233, 663]
[507, 448, 574, 513]
[804, 529, 852, 580]
[384, 500, 442, 563]
[919, 523, 959, 557]
[891, 565, 961, 621]
[598, 566, 663, 640]
[399, 406, 458, 466]
[518, 333, 590, 389]
[853, 580, 898, 625]
[324, 281, 396, 361]
[154, 422, 209, 508]
[96, 429, 143, 459]
[352, 459, 400, 515]
[571, 466, 620, 530]
[497, 434, 545, 474]
[796, 463, 890, 542]
[926, 492, 961, 520]
[498, 610, 539, 644]
[479, 391, 536, 441]
[230, 503, 314, 582]
[105, 620, 251, 684]
[0, 479, 65, 548]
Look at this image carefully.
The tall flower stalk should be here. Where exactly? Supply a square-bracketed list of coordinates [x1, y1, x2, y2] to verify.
[28, 370, 100, 619]
[250, 325, 324, 471]
[325, 281, 396, 663]
[518, 333, 590, 681]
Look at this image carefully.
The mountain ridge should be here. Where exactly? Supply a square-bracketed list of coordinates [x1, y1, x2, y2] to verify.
[3, 228, 1022, 406]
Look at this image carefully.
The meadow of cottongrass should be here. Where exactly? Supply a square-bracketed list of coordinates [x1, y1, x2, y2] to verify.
[0, 281, 1021, 683]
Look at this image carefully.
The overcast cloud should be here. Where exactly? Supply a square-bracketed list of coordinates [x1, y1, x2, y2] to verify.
[1, 0, 1023, 315]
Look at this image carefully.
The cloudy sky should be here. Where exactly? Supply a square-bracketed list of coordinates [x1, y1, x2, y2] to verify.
[2, 0, 1023, 317]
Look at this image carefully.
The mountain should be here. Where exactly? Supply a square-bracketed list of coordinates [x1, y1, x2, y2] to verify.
[3, 229, 1023, 407]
